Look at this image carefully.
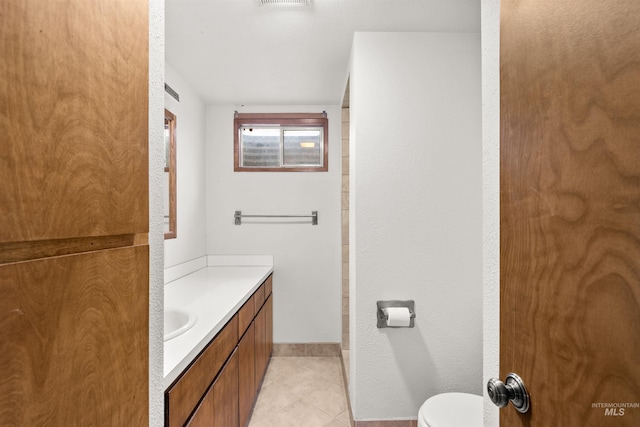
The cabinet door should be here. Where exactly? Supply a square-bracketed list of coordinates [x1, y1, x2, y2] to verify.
[213, 349, 239, 427]
[0, 246, 149, 426]
[254, 303, 267, 388]
[0, 0, 149, 243]
[265, 295, 273, 359]
[238, 322, 256, 427]
[254, 293, 274, 389]
[186, 386, 214, 427]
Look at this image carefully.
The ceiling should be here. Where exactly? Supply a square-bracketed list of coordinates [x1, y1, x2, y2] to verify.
[165, 0, 480, 106]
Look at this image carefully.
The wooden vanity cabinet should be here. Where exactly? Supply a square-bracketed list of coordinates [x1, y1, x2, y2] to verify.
[1, 1, 149, 424]
[166, 274, 273, 427]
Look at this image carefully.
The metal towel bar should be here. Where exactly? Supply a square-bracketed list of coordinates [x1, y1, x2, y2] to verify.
[234, 210, 318, 225]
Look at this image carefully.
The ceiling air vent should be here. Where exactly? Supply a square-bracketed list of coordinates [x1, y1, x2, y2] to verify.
[257, 0, 309, 6]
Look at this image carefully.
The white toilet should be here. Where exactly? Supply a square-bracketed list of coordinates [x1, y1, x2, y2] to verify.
[418, 392, 483, 427]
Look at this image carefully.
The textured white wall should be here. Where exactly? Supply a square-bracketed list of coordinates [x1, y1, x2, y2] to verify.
[148, 0, 165, 425]
[349, 32, 482, 421]
[163, 63, 208, 268]
[205, 105, 342, 344]
[482, 1, 500, 426]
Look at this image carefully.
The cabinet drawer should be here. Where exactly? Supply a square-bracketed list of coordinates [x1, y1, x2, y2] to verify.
[264, 274, 272, 297]
[237, 294, 255, 340]
[254, 284, 265, 310]
[166, 316, 238, 427]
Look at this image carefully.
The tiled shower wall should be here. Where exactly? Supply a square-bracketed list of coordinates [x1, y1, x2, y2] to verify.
[341, 107, 350, 350]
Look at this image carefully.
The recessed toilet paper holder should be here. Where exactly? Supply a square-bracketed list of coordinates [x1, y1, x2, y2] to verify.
[377, 300, 416, 328]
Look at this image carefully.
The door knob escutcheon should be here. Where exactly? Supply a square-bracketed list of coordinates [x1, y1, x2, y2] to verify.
[487, 373, 530, 413]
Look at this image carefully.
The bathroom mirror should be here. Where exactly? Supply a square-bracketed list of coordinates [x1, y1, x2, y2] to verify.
[164, 109, 177, 239]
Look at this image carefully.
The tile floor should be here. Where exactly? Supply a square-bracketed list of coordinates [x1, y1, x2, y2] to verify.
[248, 356, 351, 427]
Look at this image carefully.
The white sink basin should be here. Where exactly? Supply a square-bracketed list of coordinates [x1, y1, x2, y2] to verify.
[164, 309, 197, 341]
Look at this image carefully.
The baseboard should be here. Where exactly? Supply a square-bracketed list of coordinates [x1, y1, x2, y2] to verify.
[272, 342, 341, 357]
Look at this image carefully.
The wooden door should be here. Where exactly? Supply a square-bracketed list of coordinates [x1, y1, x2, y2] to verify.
[500, 1, 640, 425]
[0, 247, 149, 425]
[0, 0, 149, 425]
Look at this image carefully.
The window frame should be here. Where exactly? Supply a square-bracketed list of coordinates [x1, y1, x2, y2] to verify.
[234, 112, 329, 172]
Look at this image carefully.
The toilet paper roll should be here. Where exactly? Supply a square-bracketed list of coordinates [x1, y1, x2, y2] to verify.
[384, 307, 411, 327]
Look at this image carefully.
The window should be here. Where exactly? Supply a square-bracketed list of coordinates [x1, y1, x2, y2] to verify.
[234, 112, 328, 171]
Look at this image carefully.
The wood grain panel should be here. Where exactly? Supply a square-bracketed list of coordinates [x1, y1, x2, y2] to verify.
[166, 316, 238, 427]
[501, 1, 640, 425]
[0, 246, 149, 426]
[238, 322, 256, 427]
[213, 349, 239, 427]
[0, 0, 148, 243]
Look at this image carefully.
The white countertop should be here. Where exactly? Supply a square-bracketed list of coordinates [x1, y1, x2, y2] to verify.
[163, 265, 273, 390]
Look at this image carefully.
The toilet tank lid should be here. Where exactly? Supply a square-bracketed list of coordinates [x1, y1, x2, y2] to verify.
[420, 393, 483, 427]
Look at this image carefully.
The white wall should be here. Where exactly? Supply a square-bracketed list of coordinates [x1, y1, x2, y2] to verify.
[349, 32, 482, 421]
[206, 105, 342, 344]
[164, 63, 208, 268]
[482, 1, 500, 426]
[148, 0, 165, 425]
